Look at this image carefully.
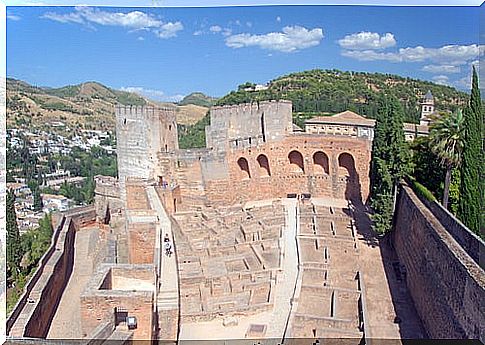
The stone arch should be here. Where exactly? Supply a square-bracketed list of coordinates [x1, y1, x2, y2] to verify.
[257, 154, 271, 177]
[338, 152, 357, 177]
[338, 152, 361, 202]
[313, 151, 329, 175]
[237, 157, 251, 179]
[288, 150, 304, 173]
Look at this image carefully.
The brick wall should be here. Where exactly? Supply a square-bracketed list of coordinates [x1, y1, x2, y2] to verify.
[393, 185, 485, 341]
[171, 133, 371, 209]
[80, 292, 154, 340]
[128, 222, 157, 264]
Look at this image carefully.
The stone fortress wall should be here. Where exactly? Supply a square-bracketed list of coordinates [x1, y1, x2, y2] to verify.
[7, 206, 97, 338]
[115, 100, 373, 212]
[115, 105, 178, 184]
[393, 185, 485, 342]
[109, 100, 483, 342]
[6, 98, 484, 343]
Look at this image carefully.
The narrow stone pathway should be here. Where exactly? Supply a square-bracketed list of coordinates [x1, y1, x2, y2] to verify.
[266, 199, 299, 339]
[47, 226, 97, 339]
[146, 187, 179, 340]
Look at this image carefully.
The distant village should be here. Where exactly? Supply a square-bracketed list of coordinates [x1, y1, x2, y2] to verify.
[7, 126, 116, 233]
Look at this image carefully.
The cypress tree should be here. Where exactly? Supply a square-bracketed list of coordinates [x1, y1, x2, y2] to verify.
[370, 94, 410, 233]
[7, 190, 22, 281]
[458, 67, 483, 236]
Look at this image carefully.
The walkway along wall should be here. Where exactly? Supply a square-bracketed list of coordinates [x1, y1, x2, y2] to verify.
[6, 206, 96, 338]
[392, 185, 484, 341]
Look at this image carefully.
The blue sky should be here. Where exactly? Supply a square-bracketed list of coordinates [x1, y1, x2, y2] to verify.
[6, 5, 482, 101]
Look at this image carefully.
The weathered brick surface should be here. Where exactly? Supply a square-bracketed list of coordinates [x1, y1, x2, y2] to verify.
[173, 133, 371, 208]
[128, 222, 157, 264]
[80, 294, 153, 340]
[393, 186, 485, 341]
[94, 175, 123, 223]
[80, 264, 155, 341]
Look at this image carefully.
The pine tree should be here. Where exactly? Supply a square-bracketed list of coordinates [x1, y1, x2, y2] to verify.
[458, 67, 483, 236]
[7, 190, 22, 281]
[370, 94, 410, 233]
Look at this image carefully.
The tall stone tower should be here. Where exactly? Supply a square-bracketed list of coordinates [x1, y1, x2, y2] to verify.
[115, 105, 178, 183]
[205, 100, 294, 151]
[420, 90, 434, 126]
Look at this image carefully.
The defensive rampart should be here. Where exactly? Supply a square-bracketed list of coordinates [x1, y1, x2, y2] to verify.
[393, 185, 484, 341]
[6, 206, 96, 338]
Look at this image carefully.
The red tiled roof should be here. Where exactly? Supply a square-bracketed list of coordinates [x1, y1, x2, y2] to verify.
[306, 110, 376, 127]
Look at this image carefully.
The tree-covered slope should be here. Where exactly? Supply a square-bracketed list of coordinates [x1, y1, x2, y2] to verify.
[216, 69, 468, 123]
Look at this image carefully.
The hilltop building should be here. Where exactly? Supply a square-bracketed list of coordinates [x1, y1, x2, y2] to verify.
[420, 90, 435, 126]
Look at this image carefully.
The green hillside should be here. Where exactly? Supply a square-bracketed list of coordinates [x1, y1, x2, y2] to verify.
[216, 69, 468, 123]
[178, 69, 469, 149]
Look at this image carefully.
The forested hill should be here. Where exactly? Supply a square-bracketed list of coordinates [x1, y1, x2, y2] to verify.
[216, 69, 469, 123]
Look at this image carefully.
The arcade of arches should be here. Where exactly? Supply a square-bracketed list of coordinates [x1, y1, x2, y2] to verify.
[228, 137, 369, 205]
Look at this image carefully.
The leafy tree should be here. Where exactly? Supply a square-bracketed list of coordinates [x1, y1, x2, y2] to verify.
[409, 136, 445, 199]
[370, 95, 410, 233]
[6, 190, 22, 282]
[178, 112, 210, 149]
[20, 213, 53, 270]
[458, 67, 483, 236]
[428, 110, 464, 209]
[448, 168, 461, 215]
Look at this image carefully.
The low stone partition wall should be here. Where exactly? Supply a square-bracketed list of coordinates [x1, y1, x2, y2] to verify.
[80, 264, 155, 341]
[6, 206, 96, 338]
[94, 175, 123, 223]
[393, 185, 484, 341]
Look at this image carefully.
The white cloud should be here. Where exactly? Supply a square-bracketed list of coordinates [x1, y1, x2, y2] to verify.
[209, 25, 222, 33]
[7, 12, 21, 21]
[246, 21, 252, 28]
[431, 75, 450, 86]
[137, 36, 145, 41]
[338, 32, 396, 50]
[196, 26, 231, 37]
[342, 44, 480, 66]
[42, 10, 85, 24]
[120, 87, 184, 102]
[42, 7, 183, 39]
[454, 60, 481, 90]
[155, 21, 183, 38]
[276, 16, 281, 22]
[222, 28, 232, 37]
[422, 64, 460, 74]
[225, 26, 324, 53]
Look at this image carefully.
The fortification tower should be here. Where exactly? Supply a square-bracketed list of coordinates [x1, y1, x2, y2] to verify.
[115, 105, 178, 184]
[420, 90, 434, 126]
[206, 100, 294, 151]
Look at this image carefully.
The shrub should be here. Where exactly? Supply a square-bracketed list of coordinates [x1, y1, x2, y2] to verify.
[408, 176, 436, 202]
